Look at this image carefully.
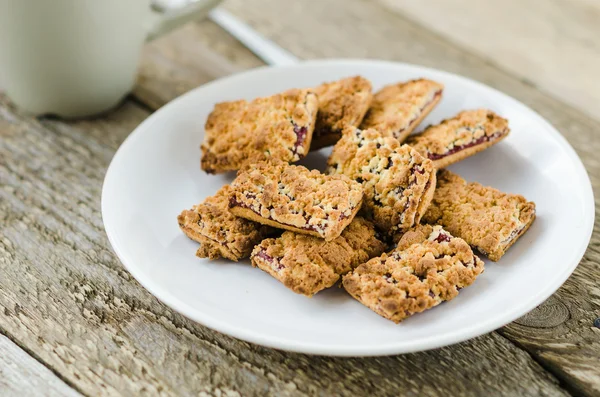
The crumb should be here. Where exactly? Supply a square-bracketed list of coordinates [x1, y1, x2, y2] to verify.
[343, 224, 484, 323]
[422, 170, 536, 261]
[360, 79, 443, 142]
[229, 158, 363, 241]
[200, 88, 318, 173]
[406, 109, 509, 169]
[327, 126, 436, 234]
[311, 76, 373, 149]
[251, 217, 387, 296]
[177, 185, 273, 261]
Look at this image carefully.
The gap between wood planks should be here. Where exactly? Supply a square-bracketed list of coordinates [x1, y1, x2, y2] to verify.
[501, 333, 582, 397]
[0, 47, 572, 397]
[133, 2, 600, 393]
[0, 1, 597, 394]
[0, 326, 84, 396]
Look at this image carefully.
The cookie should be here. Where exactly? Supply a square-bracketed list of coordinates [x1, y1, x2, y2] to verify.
[422, 170, 536, 261]
[251, 217, 387, 296]
[342, 224, 484, 323]
[360, 79, 443, 142]
[311, 76, 373, 149]
[406, 109, 510, 169]
[229, 159, 363, 241]
[177, 185, 273, 261]
[200, 88, 318, 173]
[327, 126, 436, 235]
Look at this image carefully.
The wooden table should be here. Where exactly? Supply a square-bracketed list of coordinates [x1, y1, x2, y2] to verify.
[2, 0, 599, 395]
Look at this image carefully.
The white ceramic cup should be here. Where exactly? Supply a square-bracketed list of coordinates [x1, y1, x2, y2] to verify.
[0, 0, 221, 118]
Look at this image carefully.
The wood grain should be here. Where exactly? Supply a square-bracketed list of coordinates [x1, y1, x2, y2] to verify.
[0, 21, 569, 397]
[0, 0, 598, 394]
[377, 0, 600, 123]
[182, 0, 600, 394]
[134, 20, 263, 109]
[0, 334, 81, 397]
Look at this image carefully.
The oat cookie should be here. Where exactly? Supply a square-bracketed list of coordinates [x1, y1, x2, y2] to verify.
[251, 217, 387, 296]
[311, 76, 373, 149]
[177, 185, 273, 261]
[200, 88, 318, 173]
[406, 109, 509, 169]
[360, 79, 443, 142]
[229, 159, 363, 241]
[343, 224, 484, 323]
[422, 170, 536, 261]
[327, 127, 436, 234]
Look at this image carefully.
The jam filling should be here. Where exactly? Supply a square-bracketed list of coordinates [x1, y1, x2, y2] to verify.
[383, 272, 398, 284]
[374, 163, 425, 211]
[291, 122, 308, 157]
[256, 249, 285, 271]
[188, 220, 228, 247]
[416, 178, 432, 210]
[229, 196, 241, 209]
[230, 195, 351, 234]
[399, 164, 428, 218]
[433, 232, 452, 243]
[501, 222, 528, 246]
[428, 129, 506, 160]
[393, 89, 442, 139]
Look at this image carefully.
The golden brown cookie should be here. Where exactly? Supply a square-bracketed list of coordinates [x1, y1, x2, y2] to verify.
[251, 217, 387, 296]
[360, 79, 443, 142]
[406, 109, 510, 169]
[229, 159, 363, 241]
[327, 127, 436, 235]
[200, 88, 318, 173]
[422, 170, 536, 261]
[311, 76, 373, 149]
[177, 185, 273, 261]
[342, 224, 484, 323]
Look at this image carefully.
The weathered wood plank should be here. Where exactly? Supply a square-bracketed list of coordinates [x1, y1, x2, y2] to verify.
[0, 62, 568, 397]
[134, 20, 263, 109]
[377, 0, 600, 123]
[499, 272, 600, 396]
[0, 0, 597, 395]
[0, 334, 81, 397]
[207, 0, 598, 394]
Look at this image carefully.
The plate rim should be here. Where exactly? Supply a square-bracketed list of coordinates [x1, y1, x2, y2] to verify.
[102, 58, 595, 356]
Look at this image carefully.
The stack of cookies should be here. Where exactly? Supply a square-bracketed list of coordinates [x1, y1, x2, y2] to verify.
[178, 76, 536, 323]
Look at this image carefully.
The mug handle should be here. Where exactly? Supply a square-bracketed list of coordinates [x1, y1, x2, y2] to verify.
[147, 0, 222, 41]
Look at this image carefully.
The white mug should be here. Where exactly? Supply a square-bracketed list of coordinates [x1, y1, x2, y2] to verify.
[0, 0, 221, 118]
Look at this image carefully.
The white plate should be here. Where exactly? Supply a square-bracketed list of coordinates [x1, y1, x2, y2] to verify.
[102, 59, 594, 356]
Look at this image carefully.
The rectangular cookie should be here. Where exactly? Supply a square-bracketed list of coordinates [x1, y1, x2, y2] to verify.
[251, 217, 387, 296]
[422, 170, 536, 261]
[229, 159, 363, 241]
[360, 79, 443, 142]
[327, 126, 436, 235]
[310, 76, 373, 150]
[343, 224, 484, 323]
[177, 185, 273, 261]
[200, 88, 319, 173]
[406, 109, 510, 169]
